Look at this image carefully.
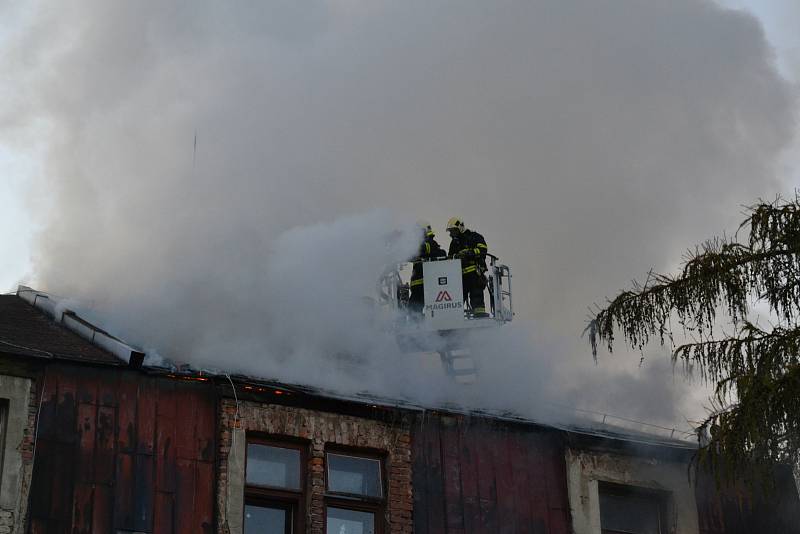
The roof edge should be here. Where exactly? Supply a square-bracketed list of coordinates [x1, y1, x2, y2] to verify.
[10, 287, 697, 450]
[16, 286, 144, 367]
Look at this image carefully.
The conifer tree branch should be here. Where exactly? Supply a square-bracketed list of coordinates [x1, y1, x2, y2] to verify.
[589, 195, 800, 485]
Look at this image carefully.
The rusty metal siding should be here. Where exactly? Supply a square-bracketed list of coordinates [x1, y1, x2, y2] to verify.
[27, 364, 217, 534]
[694, 467, 800, 534]
[412, 415, 571, 534]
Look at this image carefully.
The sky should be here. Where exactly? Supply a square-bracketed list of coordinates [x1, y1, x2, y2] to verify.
[1, 0, 799, 431]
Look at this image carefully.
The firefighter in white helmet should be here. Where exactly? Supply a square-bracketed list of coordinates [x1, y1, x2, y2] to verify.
[409, 220, 446, 314]
[446, 217, 489, 317]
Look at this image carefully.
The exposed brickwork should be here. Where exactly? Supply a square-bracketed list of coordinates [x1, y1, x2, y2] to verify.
[20, 377, 38, 464]
[0, 373, 37, 534]
[217, 399, 413, 534]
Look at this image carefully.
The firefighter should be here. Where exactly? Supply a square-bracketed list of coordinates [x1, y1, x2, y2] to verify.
[446, 217, 489, 317]
[409, 220, 446, 314]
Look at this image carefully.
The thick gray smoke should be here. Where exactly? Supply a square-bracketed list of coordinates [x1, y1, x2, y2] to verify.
[1, 1, 796, 430]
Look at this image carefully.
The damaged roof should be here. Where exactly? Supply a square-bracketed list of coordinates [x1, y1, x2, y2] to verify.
[1, 290, 697, 450]
[0, 295, 125, 365]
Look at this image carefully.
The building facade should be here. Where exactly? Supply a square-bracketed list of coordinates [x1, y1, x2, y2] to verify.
[0, 294, 798, 534]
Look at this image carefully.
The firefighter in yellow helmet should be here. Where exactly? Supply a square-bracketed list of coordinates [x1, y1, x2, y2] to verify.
[446, 217, 489, 317]
[409, 220, 446, 314]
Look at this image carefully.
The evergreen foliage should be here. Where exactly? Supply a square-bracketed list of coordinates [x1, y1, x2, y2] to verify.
[588, 196, 800, 484]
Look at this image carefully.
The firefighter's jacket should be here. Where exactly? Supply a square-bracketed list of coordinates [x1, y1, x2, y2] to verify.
[448, 229, 488, 275]
[410, 233, 446, 287]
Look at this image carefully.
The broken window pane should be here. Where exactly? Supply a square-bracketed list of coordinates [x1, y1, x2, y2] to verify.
[599, 486, 664, 534]
[326, 453, 382, 498]
[326, 506, 375, 534]
[246, 443, 301, 490]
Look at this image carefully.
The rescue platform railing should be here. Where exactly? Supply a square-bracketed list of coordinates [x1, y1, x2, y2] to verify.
[378, 255, 513, 325]
[486, 254, 513, 323]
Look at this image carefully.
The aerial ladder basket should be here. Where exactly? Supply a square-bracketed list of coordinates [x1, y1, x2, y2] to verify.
[377, 255, 513, 379]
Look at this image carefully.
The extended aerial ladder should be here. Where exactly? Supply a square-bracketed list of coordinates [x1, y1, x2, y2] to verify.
[377, 255, 513, 381]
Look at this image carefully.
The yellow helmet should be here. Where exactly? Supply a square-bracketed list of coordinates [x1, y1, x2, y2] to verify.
[446, 217, 465, 234]
[417, 219, 435, 237]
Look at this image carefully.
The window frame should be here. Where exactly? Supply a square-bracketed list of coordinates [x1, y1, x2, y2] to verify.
[325, 451, 384, 500]
[598, 481, 670, 534]
[244, 436, 308, 534]
[324, 447, 386, 534]
[242, 499, 295, 534]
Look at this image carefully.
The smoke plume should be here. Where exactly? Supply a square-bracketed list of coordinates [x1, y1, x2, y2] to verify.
[1, 0, 796, 430]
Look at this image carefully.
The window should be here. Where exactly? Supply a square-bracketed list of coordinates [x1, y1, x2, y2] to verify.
[244, 439, 306, 534]
[244, 503, 293, 534]
[599, 483, 668, 534]
[325, 451, 384, 534]
[247, 442, 301, 490]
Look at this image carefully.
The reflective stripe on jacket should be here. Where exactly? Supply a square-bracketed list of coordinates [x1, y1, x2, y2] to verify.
[411, 232, 446, 283]
[448, 229, 488, 274]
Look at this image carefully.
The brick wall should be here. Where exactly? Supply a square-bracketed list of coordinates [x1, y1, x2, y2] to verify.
[217, 398, 413, 534]
[0, 373, 37, 534]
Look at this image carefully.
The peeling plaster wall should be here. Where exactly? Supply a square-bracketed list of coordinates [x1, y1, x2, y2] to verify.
[0, 374, 34, 534]
[565, 448, 699, 534]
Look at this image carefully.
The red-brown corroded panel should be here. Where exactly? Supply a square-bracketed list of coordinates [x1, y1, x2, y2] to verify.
[156, 379, 178, 494]
[95, 405, 116, 485]
[412, 417, 430, 533]
[494, 432, 516, 534]
[92, 484, 114, 533]
[412, 416, 573, 534]
[49, 442, 76, 521]
[55, 371, 78, 447]
[542, 435, 568, 510]
[133, 453, 156, 532]
[475, 428, 497, 534]
[27, 366, 217, 532]
[440, 425, 460, 527]
[424, 417, 446, 534]
[28, 438, 53, 519]
[508, 433, 532, 533]
[458, 423, 480, 534]
[547, 508, 570, 534]
[175, 386, 198, 460]
[478, 497, 497, 534]
[28, 518, 48, 534]
[156, 415, 178, 493]
[154, 491, 175, 534]
[36, 373, 58, 440]
[137, 378, 157, 454]
[71, 482, 94, 534]
[76, 402, 97, 483]
[117, 373, 139, 453]
[114, 452, 136, 530]
[175, 458, 197, 534]
[95, 369, 119, 407]
[75, 367, 98, 404]
[441, 422, 464, 531]
[194, 460, 215, 534]
[157, 378, 178, 418]
[195, 391, 216, 462]
[522, 433, 550, 530]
